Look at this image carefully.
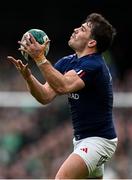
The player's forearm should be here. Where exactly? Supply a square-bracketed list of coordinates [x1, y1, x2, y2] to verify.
[26, 75, 52, 104]
[38, 61, 69, 94]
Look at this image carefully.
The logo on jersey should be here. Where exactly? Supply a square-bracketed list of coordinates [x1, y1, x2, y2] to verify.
[80, 147, 88, 153]
[77, 69, 86, 78]
[68, 93, 79, 100]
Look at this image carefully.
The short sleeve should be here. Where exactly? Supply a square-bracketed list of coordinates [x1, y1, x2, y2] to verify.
[74, 61, 100, 85]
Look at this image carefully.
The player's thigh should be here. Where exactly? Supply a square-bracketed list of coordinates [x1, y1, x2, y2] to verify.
[55, 153, 89, 179]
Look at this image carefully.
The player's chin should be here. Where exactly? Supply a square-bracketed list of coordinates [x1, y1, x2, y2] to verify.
[68, 39, 73, 47]
[68, 41, 76, 51]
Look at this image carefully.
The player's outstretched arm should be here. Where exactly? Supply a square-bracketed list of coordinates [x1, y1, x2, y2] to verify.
[7, 56, 57, 104]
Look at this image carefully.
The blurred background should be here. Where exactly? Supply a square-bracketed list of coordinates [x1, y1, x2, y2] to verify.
[0, 0, 132, 178]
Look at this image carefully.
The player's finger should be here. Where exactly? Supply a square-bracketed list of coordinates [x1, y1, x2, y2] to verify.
[18, 61, 27, 69]
[25, 64, 29, 68]
[18, 47, 27, 53]
[44, 39, 50, 46]
[7, 56, 18, 66]
[41, 39, 50, 50]
[7, 56, 16, 61]
[18, 41, 27, 49]
[29, 33, 37, 44]
[24, 36, 32, 46]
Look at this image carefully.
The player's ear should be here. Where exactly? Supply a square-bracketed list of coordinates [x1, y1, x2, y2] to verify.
[88, 39, 97, 48]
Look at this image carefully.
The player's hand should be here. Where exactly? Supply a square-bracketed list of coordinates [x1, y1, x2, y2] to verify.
[7, 56, 31, 80]
[18, 33, 50, 63]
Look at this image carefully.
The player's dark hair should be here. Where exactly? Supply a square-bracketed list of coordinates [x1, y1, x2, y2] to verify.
[86, 13, 116, 53]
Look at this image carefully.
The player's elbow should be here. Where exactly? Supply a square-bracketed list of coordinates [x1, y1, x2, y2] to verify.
[30, 93, 53, 105]
[55, 86, 69, 95]
[39, 96, 52, 105]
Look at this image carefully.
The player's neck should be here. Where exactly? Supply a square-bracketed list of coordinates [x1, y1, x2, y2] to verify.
[76, 48, 97, 58]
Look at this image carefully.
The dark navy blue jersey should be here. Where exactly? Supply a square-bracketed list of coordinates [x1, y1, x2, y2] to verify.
[54, 53, 117, 140]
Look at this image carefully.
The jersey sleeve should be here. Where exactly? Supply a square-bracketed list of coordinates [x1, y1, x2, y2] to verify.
[74, 61, 100, 85]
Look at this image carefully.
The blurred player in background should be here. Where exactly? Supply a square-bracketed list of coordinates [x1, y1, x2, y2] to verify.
[7, 13, 118, 179]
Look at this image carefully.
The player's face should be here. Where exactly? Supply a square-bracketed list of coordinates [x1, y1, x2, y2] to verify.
[68, 22, 93, 51]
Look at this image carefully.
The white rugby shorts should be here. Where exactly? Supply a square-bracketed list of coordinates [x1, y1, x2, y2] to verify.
[72, 136, 118, 178]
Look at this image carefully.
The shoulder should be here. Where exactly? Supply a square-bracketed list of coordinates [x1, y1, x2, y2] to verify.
[57, 54, 76, 63]
[54, 54, 75, 67]
[54, 54, 76, 72]
[80, 54, 103, 71]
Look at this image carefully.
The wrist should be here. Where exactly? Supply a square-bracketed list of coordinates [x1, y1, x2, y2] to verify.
[24, 74, 32, 81]
[36, 57, 48, 66]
